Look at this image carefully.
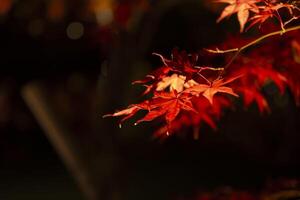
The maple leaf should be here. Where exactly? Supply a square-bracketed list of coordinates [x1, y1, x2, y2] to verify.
[105, 91, 197, 128]
[184, 75, 241, 104]
[136, 91, 197, 125]
[232, 62, 287, 94]
[103, 102, 149, 126]
[246, 12, 274, 31]
[154, 111, 217, 139]
[226, 54, 288, 112]
[156, 74, 186, 92]
[131, 66, 174, 96]
[184, 79, 199, 88]
[238, 87, 270, 112]
[216, 0, 259, 32]
[190, 96, 231, 128]
[153, 96, 232, 139]
[246, 2, 295, 31]
[131, 50, 197, 95]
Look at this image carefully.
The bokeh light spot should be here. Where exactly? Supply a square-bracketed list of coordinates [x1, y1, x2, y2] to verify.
[96, 8, 113, 26]
[66, 22, 84, 40]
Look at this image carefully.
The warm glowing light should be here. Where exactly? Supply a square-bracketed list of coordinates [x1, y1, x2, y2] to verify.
[47, 0, 65, 21]
[92, 0, 114, 26]
[0, 0, 12, 15]
[96, 8, 113, 26]
[66, 22, 84, 40]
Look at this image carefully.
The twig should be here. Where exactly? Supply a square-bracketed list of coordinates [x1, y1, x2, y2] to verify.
[223, 24, 300, 70]
[204, 48, 239, 54]
[194, 66, 224, 72]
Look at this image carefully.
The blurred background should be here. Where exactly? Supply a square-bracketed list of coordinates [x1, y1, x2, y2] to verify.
[0, 0, 300, 200]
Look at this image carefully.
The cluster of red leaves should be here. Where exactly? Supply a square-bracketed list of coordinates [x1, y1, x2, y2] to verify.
[105, 28, 300, 138]
[222, 28, 300, 108]
[226, 52, 288, 113]
[216, 0, 300, 32]
[105, 49, 242, 138]
[272, 31, 300, 104]
[105, 1, 300, 139]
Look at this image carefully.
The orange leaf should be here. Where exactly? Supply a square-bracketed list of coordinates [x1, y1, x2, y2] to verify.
[184, 75, 241, 104]
[216, 0, 259, 32]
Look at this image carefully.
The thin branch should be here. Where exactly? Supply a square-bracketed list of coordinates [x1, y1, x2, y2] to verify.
[194, 66, 224, 72]
[152, 52, 170, 66]
[204, 48, 239, 54]
[197, 72, 212, 85]
[284, 15, 299, 27]
[223, 24, 300, 70]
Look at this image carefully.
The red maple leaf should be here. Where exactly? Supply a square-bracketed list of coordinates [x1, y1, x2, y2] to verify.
[131, 49, 199, 95]
[105, 38, 299, 137]
[103, 101, 149, 127]
[226, 53, 288, 112]
[238, 87, 270, 112]
[104, 91, 197, 128]
[216, 0, 259, 32]
[246, 1, 296, 31]
[153, 96, 232, 139]
[184, 75, 241, 104]
[136, 91, 196, 125]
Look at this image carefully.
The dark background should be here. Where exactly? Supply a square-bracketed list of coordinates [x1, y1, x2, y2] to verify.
[0, 0, 300, 199]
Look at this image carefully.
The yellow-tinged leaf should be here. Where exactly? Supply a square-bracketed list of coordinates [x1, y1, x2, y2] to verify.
[156, 74, 186, 92]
